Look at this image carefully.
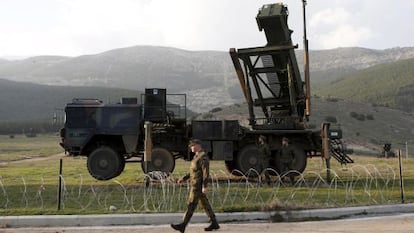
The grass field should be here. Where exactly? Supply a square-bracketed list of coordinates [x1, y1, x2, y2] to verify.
[0, 134, 413, 216]
[0, 134, 62, 162]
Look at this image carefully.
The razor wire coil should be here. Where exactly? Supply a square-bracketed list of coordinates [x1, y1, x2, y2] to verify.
[0, 164, 403, 213]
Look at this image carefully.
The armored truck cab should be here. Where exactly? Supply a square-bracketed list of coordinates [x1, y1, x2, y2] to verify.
[60, 89, 189, 180]
[61, 98, 142, 180]
[63, 99, 142, 155]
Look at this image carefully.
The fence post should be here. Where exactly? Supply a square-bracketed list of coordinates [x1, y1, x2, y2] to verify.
[57, 158, 63, 210]
[398, 150, 405, 204]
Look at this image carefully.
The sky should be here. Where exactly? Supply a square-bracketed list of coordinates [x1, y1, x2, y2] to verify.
[1, 0, 414, 57]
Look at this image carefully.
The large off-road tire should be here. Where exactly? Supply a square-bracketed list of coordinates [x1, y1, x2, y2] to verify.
[225, 160, 241, 176]
[141, 147, 175, 175]
[87, 146, 123, 181]
[276, 146, 307, 175]
[115, 158, 126, 177]
[291, 147, 307, 173]
[235, 144, 263, 177]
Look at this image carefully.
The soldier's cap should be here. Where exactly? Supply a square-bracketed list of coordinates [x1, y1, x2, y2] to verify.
[188, 139, 202, 147]
[282, 137, 289, 142]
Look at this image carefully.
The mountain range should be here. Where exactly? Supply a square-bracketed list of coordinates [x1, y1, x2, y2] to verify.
[0, 45, 413, 153]
[1, 45, 414, 114]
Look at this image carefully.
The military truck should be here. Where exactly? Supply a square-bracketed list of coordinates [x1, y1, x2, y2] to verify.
[60, 88, 244, 180]
[60, 2, 353, 181]
[60, 89, 189, 180]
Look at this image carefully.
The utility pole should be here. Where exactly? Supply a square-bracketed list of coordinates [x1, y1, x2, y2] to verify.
[302, 0, 311, 118]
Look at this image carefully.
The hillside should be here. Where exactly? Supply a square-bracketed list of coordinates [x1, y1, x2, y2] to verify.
[0, 46, 236, 91]
[0, 46, 238, 113]
[315, 58, 414, 112]
[0, 79, 141, 122]
[1, 46, 414, 112]
[300, 47, 414, 91]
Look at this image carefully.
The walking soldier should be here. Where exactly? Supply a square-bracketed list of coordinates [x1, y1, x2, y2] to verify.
[171, 139, 220, 232]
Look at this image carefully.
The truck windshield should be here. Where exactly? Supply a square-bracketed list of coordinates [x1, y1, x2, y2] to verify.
[65, 105, 141, 129]
[65, 107, 98, 128]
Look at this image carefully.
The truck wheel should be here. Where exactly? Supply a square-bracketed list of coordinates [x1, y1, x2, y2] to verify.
[87, 146, 122, 181]
[236, 144, 261, 177]
[291, 147, 307, 173]
[141, 147, 175, 175]
[278, 146, 307, 175]
[225, 160, 240, 176]
[115, 158, 126, 177]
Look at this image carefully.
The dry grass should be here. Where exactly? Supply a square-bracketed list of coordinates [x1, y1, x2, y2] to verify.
[0, 134, 62, 162]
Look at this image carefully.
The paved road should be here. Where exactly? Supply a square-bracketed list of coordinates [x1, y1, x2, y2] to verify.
[2, 213, 414, 233]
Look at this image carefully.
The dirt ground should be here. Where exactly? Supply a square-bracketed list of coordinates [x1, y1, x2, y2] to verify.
[2, 213, 414, 233]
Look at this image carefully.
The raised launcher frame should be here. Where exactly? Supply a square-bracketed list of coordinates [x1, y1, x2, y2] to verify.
[230, 3, 306, 130]
[229, 2, 353, 178]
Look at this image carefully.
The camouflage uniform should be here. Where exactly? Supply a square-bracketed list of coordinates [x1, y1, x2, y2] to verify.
[258, 138, 271, 184]
[278, 144, 295, 184]
[180, 150, 217, 227]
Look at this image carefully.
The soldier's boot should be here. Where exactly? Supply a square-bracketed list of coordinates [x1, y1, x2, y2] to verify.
[171, 215, 190, 233]
[204, 215, 220, 231]
[171, 222, 186, 233]
[171, 203, 195, 233]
